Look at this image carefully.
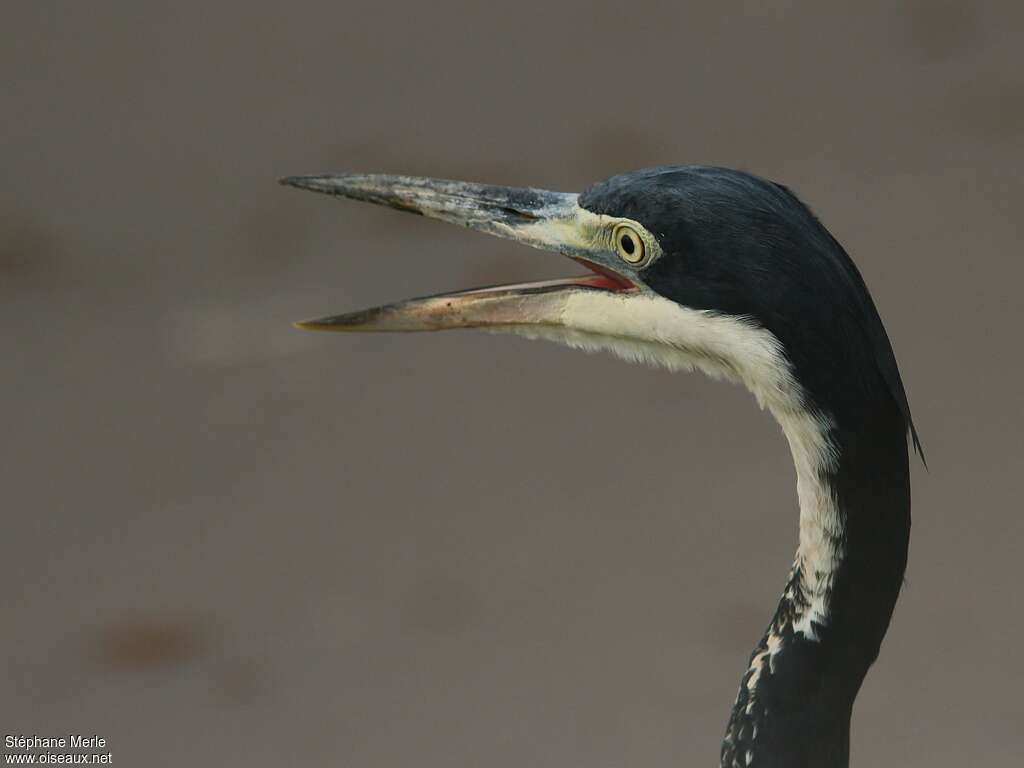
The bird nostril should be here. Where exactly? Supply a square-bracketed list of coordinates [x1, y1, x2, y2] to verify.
[496, 205, 538, 221]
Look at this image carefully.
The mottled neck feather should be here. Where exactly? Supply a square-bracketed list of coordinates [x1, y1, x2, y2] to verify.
[485, 291, 912, 768]
[721, 391, 911, 768]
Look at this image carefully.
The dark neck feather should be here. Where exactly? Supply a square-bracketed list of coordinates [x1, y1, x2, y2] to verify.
[720, 390, 911, 768]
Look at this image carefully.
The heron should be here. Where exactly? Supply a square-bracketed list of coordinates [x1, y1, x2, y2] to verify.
[282, 165, 922, 768]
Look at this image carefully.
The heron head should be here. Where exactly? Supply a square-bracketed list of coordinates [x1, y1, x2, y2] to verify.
[284, 165, 919, 455]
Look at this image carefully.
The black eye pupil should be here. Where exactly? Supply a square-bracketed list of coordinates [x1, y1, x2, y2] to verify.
[620, 234, 635, 255]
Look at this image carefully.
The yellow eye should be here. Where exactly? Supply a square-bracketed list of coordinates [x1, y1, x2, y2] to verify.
[613, 223, 646, 265]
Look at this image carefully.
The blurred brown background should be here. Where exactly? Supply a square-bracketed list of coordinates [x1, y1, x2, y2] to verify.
[2, 2, 1021, 766]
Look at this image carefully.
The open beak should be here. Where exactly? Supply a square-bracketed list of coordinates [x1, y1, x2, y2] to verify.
[281, 174, 636, 332]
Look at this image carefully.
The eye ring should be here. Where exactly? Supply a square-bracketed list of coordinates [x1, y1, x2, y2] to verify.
[613, 223, 646, 265]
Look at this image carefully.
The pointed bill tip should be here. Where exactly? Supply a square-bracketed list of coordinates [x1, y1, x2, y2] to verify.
[293, 317, 351, 332]
[279, 173, 426, 213]
[292, 306, 394, 332]
[280, 175, 338, 193]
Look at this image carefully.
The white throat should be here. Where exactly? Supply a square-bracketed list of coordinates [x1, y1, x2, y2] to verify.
[492, 288, 840, 638]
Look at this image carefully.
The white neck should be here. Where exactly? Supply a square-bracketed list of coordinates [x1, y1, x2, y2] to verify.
[493, 288, 841, 637]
